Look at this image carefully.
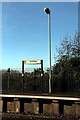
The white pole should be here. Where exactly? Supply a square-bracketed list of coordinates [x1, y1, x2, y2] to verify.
[48, 13, 51, 94]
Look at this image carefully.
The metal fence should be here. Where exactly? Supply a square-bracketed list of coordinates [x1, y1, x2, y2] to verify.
[2, 68, 80, 96]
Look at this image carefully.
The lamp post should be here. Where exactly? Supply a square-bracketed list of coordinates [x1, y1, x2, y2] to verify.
[44, 8, 51, 93]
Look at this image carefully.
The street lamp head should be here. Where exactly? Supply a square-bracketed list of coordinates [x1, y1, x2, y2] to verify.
[44, 7, 50, 14]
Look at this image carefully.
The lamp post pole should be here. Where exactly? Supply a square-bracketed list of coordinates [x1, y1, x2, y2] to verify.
[44, 8, 51, 93]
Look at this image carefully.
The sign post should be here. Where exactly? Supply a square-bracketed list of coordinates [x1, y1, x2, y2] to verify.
[22, 60, 43, 92]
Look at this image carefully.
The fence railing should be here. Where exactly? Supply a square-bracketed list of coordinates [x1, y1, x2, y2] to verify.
[2, 75, 80, 96]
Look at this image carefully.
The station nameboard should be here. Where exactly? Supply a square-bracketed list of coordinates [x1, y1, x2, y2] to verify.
[24, 60, 41, 64]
